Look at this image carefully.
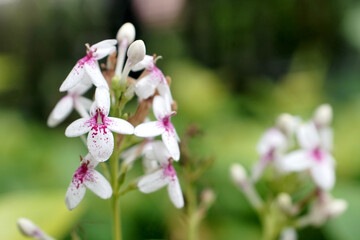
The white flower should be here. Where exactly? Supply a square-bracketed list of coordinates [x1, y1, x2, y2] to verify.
[65, 87, 134, 162]
[251, 128, 288, 181]
[279, 227, 297, 240]
[297, 191, 347, 227]
[134, 95, 180, 160]
[17, 218, 55, 240]
[131, 55, 173, 104]
[59, 40, 117, 92]
[137, 141, 184, 208]
[48, 79, 93, 127]
[281, 122, 336, 190]
[65, 153, 112, 210]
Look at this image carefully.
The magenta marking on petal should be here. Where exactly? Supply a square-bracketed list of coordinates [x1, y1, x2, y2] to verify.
[72, 163, 88, 189]
[262, 148, 275, 163]
[311, 148, 324, 162]
[161, 116, 174, 133]
[163, 162, 176, 181]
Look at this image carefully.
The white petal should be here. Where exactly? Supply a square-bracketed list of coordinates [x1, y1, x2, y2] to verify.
[256, 128, 287, 156]
[68, 77, 92, 95]
[310, 154, 335, 190]
[281, 150, 312, 172]
[84, 169, 112, 199]
[60, 63, 85, 92]
[84, 62, 109, 89]
[319, 127, 333, 152]
[138, 169, 170, 193]
[76, 96, 93, 111]
[157, 82, 173, 105]
[251, 160, 269, 182]
[47, 95, 74, 127]
[87, 127, 114, 162]
[135, 74, 159, 100]
[153, 95, 171, 120]
[91, 39, 117, 59]
[131, 55, 154, 71]
[65, 118, 92, 137]
[167, 176, 184, 208]
[65, 181, 86, 210]
[94, 86, 110, 115]
[107, 117, 134, 135]
[134, 121, 165, 137]
[297, 122, 320, 149]
[149, 140, 172, 164]
[162, 130, 180, 161]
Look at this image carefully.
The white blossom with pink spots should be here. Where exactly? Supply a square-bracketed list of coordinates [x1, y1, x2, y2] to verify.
[65, 87, 134, 162]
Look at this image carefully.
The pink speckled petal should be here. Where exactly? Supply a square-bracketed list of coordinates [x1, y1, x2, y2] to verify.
[167, 176, 184, 208]
[65, 118, 92, 137]
[153, 95, 171, 120]
[65, 180, 86, 210]
[84, 169, 112, 199]
[134, 121, 164, 138]
[60, 62, 85, 92]
[87, 127, 114, 162]
[47, 95, 74, 127]
[162, 130, 180, 161]
[138, 169, 170, 193]
[107, 117, 134, 135]
[84, 62, 109, 89]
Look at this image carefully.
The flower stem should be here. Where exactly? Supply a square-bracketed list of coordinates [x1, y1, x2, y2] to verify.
[186, 178, 198, 240]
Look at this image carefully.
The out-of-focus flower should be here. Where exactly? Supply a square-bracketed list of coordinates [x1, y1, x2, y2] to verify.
[132, 55, 173, 104]
[251, 128, 288, 181]
[60, 40, 117, 92]
[297, 191, 347, 227]
[134, 95, 180, 160]
[65, 87, 134, 161]
[281, 122, 336, 190]
[17, 218, 55, 240]
[137, 141, 184, 208]
[48, 79, 92, 127]
[279, 227, 297, 240]
[65, 153, 112, 210]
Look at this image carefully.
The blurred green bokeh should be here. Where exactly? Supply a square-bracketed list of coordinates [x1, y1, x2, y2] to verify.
[1, 0, 360, 239]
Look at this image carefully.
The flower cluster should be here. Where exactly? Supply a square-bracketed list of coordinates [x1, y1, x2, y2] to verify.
[231, 104, 347, 240]
[47, 22, 184, 211]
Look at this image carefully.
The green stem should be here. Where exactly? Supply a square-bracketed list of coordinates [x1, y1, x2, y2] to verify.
[110, 135, 122, 240]
[186, 179, 198, 240]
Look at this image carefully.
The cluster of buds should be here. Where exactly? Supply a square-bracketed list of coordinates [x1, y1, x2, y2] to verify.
[46, 22, 184, 211]
[231, 104, 347, 240]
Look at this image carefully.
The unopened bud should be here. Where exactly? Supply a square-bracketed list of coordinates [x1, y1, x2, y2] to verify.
[230, 163, 247, 185]
[277, 193, 293, 214]
[313, 104, 332, 127]
[279, 227, 297, 240]
[127, 40, 146, 65]
[276, 113, 298, 136]
[328, 199, 347, 219]
[18, 218, 39, 237]
[201, 188, 216, 207]
[116, 22, 135, 45]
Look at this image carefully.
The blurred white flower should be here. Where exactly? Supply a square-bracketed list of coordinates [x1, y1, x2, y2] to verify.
[65, 153, 112, 210]
[279, 227, 297, 240]
[281, 122, 336, 190]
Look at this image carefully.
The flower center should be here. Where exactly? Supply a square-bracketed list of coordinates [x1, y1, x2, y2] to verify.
[312, 148, 324, 162]
[162, 116, 173, 132]
[73, 163, 88, 189]
[163, 162, 176, 180]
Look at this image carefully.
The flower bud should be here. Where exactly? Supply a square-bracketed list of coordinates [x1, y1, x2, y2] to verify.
[279, 227, 297, 240]
[127, 40, 146, 65]
[328, 199, 347, 219]
[17, 218, 47, 239]
[116, 22, 135, 45]
[230, 163, 247, 185]
[313, 104, 332, 127]
[276, 113, 298, 136]
[277, 193, 292, 213]
[200, 188, 216, 207]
